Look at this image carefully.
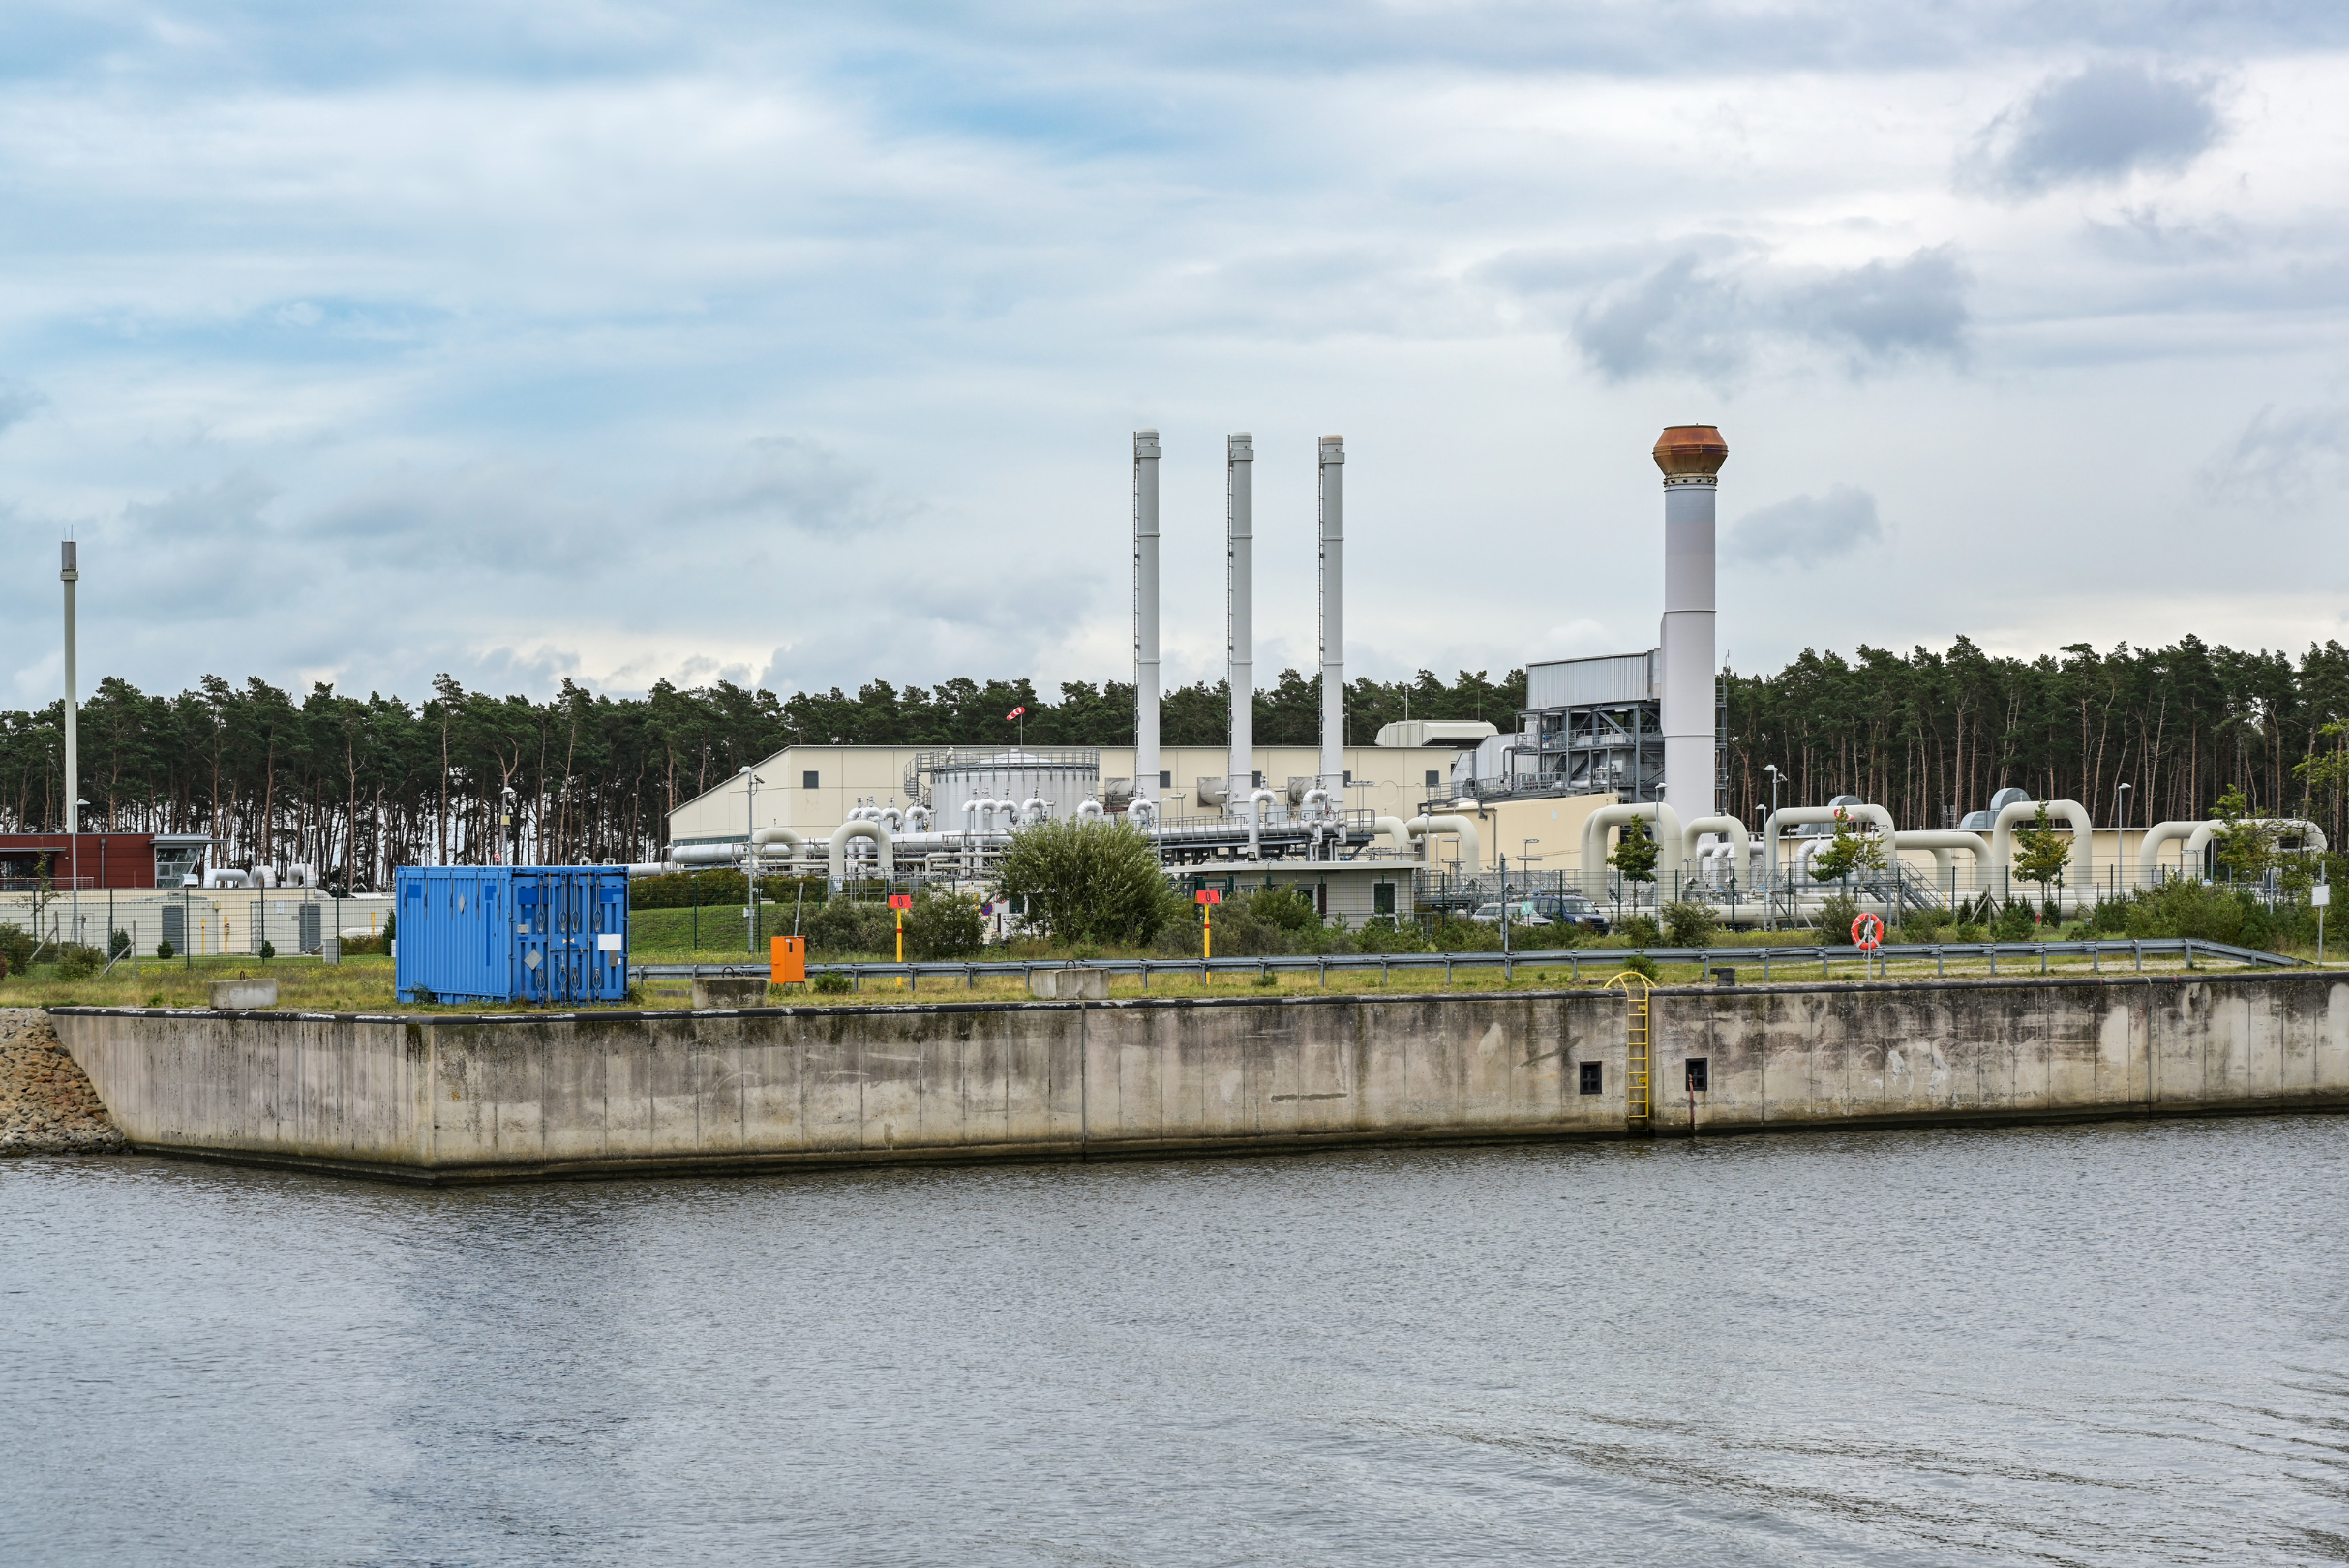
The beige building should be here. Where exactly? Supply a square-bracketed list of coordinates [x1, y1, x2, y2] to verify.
[668, 743, 1481, 848]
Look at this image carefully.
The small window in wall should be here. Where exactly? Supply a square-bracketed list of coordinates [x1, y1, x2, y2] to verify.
[1372, 881, 1396, 916]
[802, 771, 820, 790]
[1342, 770, 1351, 784]
[1685, 1058, 1709, 1093]
[1159, 770, 1172, 788]
[1252, 770, 1264, 787]
[1425, 769, 1440, 788]
[1579, 1062, 1602, 1096]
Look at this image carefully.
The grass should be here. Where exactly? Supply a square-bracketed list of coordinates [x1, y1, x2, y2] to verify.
[0, 931, 2304, 1015]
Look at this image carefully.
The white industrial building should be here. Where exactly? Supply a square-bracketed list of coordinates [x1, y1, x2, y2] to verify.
[655, 423, 2323, 925]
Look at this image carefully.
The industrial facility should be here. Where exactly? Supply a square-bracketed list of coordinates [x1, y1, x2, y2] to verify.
[7, 426, 2327, 961]
[654, 424, 2328, 929]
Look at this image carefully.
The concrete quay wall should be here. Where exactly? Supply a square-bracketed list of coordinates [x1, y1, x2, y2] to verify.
[47, 972, 2346, 1183]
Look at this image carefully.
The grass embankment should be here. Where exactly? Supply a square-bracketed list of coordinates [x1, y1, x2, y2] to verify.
[0, 942, 2276, 1013]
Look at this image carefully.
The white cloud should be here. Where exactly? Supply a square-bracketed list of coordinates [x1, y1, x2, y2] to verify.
[0, 9, 2339, 708]
[1963, 62, 2224, 198]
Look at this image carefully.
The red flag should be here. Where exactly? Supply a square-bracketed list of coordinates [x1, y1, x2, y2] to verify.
[1006, 706, 1025, 720]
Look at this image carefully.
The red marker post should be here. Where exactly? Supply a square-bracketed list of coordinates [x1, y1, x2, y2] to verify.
[890, 893, 914, 983]
[1195, 888, 1221, 981]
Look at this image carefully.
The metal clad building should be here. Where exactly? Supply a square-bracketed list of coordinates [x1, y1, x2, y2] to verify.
[1525, 651, 1658, 709]
[395, 866, 629, 1005]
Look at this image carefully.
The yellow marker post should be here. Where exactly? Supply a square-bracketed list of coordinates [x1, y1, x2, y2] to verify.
[889, 894, 913, 988]
[1195, 889, 1221, 983]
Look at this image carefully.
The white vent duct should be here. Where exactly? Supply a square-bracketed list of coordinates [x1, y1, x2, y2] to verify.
[1226, 432, 1254, 813]
[1317, 435, 1344, 807]
[1654, 426, 1726, 829]
[1132, 429, 1161, 823]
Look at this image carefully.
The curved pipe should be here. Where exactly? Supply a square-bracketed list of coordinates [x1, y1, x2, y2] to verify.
[1678, 814, 1749, 873]
[1762, 803, 1893, 883]
[878, 807, 904, 833]
[1077, 799, 1104, 822]
[1300, 787, 1334, 823]
[1891, 829, 1995, 882]
[1247, 787, 1279, 859]
[202, 868, 250, 890]
[1579, 802, 1686, 883]
[2140, 817, 2330, 876]
[1373, 815, 1414, 856]
[1988, 799, 2095, 888]
[1407, 812, 1485, 872]
[1022, 797, 1049, 826]
[905, 805, 932, 832]
[1125, 799, 1159, 828]
[828, 820, 896, 886]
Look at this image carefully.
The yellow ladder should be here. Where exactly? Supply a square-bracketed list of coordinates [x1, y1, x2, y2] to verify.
[1610, 972, 1655, 1125]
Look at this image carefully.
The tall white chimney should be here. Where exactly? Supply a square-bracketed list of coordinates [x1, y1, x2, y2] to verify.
[1132, 430, 1161, 815]
[1655, 425, 1726, 835]
[1316, 435, 1344, 803]
[1225, 432, 1254, 811]
[61, 539, 77, 849]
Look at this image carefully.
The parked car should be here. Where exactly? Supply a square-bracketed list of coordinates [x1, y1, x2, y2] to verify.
[1469, 901, 1553, 928]
[1530, 894, 1611, 935]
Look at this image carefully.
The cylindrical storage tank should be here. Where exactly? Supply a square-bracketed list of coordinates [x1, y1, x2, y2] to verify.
[1654, 425, 1726, 832]
[924, 749, 1102, 825]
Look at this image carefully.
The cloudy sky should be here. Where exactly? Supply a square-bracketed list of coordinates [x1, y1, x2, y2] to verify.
[0, 1, 2343, 709]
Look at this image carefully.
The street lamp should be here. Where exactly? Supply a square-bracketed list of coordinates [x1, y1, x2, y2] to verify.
[740, 766, 765, 953]
[2113, 782, 2132, 898]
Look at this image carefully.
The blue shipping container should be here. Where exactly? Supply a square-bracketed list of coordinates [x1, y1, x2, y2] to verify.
[394, 866, 630, 1005]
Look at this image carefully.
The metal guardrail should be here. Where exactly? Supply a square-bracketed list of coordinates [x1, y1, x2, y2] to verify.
[630, 937, 2307, 992]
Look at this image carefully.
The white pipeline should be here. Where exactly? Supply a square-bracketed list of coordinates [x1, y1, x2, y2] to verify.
[1581, 802, 1687, 883]
[1406, 813, 1484, 872]
[1762, 804, 1896, 883]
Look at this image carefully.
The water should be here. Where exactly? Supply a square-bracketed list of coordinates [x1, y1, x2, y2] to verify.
[2, 1118, 2343, 1567]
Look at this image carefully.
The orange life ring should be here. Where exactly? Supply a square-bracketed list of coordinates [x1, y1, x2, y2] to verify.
[1851, 913, 1884, 950]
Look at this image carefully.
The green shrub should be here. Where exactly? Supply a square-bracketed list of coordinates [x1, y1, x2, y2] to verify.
[1431, 914, 1503, 952]
[1991, 898, 2038, 943]
[0, 924, 31, 972]
[2123, 878, 2262, 946]
[258, 940, 277, 960]
[156, 938, 175, 960]
[1620, 952, 1661, 982]
[54, 944, 105, 980]
[904, 890, 986, 959]
[1200, 904, 1292, 958]
[1251, 971, 1279, 987]
[996, 820, 1182, 946]
[803, 898, 898, 957]
[1954, 922, 1986, 943]
[2088, 902, 2145, 940]
[1616, 912, 1662, 948]
[1662, 900, 1718, 948]
[1243, 886, 1321, 935]
[812, 971, 853, 994]
[1811, 894, 1859, 946]
[108, 929, 132, 959]
[1353, 915, 1422, 954]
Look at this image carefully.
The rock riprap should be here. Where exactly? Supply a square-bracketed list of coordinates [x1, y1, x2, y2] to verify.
[1, 1009, 126, 1155]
